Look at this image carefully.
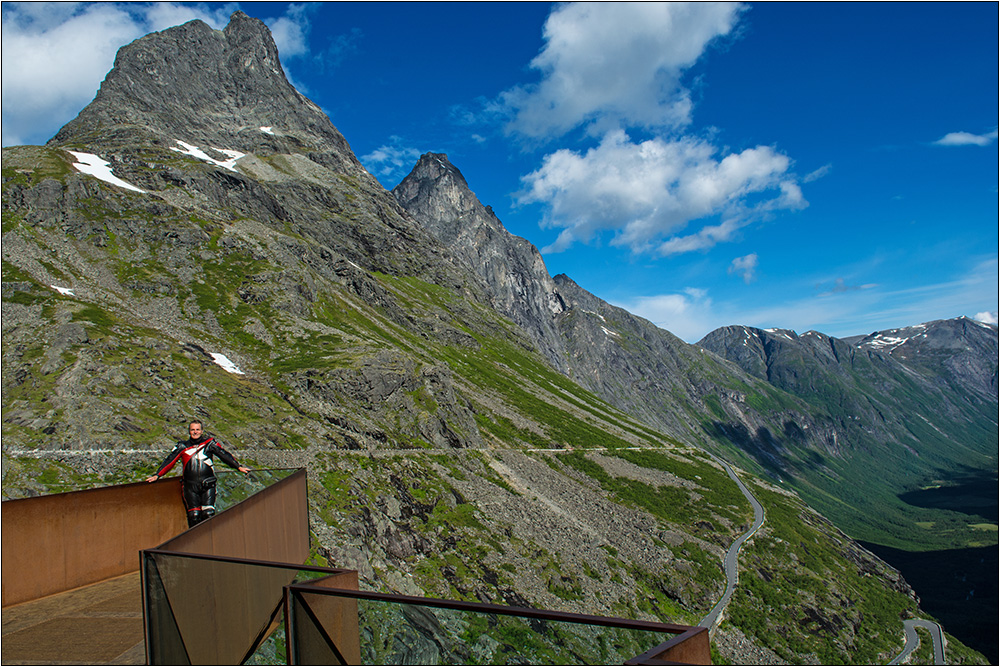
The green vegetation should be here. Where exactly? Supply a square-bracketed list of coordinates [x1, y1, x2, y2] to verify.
[556, 449, 749, 530]
[3, 139, 991, 666]
[726, 480, 923, 663]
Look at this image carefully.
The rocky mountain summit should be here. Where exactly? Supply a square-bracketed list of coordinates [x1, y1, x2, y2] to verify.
[394, 153, 567, 368]
[1, 11, 993, 664]
[846, 316, 998, 402]
[52, 11, 360, 173]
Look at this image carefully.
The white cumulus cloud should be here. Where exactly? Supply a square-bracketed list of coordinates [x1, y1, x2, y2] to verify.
[975, 311, 998, 325]
[501, 2, 744, 139]
[518, 129, 805, 255]
[361, 137, 423, 184]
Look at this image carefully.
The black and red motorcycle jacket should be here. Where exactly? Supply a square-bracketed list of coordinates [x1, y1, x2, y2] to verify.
[153, 434, 243, 488]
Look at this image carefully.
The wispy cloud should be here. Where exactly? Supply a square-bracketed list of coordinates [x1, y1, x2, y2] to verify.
[361, 137, 422, 184]
[932, 129, 998, 147]
[618, 256, 999, 343]
[518, 129, 805, 255]
[728, 253, 759, 283]
[614, 289, 718, 343]
[815, 278, 878, 297]
[803, 163, 832, 183]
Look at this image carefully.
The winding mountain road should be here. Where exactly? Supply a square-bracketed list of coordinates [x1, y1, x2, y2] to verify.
[889, 619, 945, 665]
[694, 452, 946, 667]
[699, 454, 765, 631]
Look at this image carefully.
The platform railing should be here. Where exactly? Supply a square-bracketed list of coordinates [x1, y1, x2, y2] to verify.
[5, 467, 710, 665]
[1, 477, 187, 606]
[284, 584, 711, 665]
[142, 550, 358, 665]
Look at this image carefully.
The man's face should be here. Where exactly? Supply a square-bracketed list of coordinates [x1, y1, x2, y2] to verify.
[189, 423, 203, 440]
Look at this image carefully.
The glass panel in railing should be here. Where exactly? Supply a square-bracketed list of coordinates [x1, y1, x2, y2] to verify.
[144, 551, 304, 665]
[290, 590, 680, 666]
[142, 551, 192, 665]
[212, 468, 296, 512]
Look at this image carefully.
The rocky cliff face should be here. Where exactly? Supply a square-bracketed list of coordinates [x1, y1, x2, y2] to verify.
[394, 153, 568, 368]
[52, 12, 359, 173]
[1, 11, 990, 664]
[393, 153, 812, 453]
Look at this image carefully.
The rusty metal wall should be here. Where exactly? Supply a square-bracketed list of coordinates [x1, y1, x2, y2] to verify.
[627, 626, 711, 666]
[157, 468, 309, 563]
[1, 479, 187, 607]
[142, 470, 321, 664]
[298, 572, 362, 664]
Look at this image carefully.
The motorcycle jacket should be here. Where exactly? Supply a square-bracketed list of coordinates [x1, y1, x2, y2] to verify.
[154, 434, 243, 489]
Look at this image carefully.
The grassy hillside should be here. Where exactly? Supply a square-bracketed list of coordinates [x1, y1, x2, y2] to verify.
[1, 143, 988, 664]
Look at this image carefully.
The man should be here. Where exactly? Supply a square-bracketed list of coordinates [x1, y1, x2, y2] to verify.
[146, 420, 251, 527]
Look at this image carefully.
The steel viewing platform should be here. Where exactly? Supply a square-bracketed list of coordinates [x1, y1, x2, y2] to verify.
[2, 468, 710, 665]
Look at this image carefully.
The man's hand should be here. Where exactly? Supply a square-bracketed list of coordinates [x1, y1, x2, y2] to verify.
[145, 474, 159, 483]
[238, 466, 251, 474]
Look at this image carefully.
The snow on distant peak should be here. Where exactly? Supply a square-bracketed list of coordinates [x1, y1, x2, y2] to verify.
[67, 151, 146, 193]
[866, 335, 907, 351]
[259, 126, 275, 135]
[171, 140, 245, 172]
[51, 285, 75, 296]
[210, 353, 245, 375]
[601, 326, 621, 339]
[764, 328, 795, 341]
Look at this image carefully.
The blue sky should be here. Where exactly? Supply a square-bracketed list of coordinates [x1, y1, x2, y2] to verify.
[3, 2, 997, 342]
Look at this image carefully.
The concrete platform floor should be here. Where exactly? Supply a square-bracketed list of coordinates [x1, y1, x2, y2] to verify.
[1, 571, 144, 665]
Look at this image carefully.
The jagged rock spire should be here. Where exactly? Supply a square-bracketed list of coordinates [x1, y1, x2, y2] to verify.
[394, 153, 568, 368]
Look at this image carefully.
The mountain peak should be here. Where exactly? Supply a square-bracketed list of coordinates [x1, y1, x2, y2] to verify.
[49, 11, 359, 170]
[394, 154, 568, 367]
[413, 152, 461, 177]
[393, 153, 483, 240]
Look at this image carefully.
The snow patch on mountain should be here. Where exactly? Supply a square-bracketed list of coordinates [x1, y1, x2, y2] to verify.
[765, 328, 795, 341]
[171, 140, 246, 172]
[67, 151, 146, 193]
[866, 335, 907, 351]
[210, 353, 245, 375]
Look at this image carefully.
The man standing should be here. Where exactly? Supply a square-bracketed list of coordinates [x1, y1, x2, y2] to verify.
[146, 420, 251, 527]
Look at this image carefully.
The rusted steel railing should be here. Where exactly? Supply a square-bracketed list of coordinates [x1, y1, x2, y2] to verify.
[282, 584, 711, 665]
[156, 467, 310, 563]
[626, 626, 712, 665]
[141, 468, 338, 664]
[1, 479, 186, 606]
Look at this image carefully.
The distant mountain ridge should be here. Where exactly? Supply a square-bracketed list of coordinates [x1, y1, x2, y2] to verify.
[846, 316, 998, 401]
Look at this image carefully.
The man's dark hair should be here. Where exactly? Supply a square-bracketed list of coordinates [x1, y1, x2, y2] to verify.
[190, 420, 203, 428]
